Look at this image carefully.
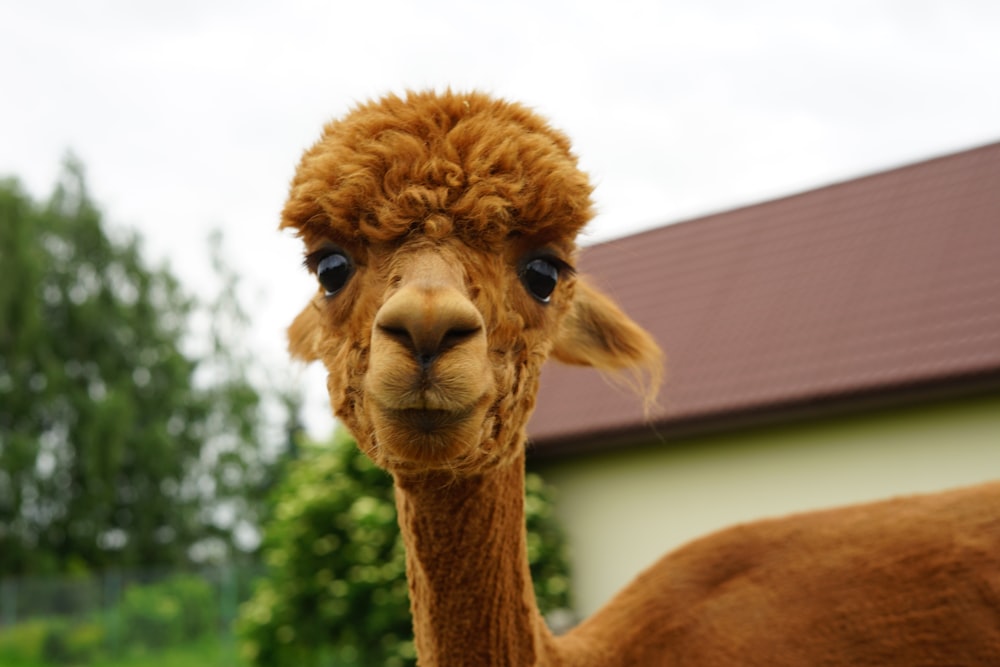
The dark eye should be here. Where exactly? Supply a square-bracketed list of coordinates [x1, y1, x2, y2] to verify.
[521, 258, 560, 303]
[317, 252, 352, 296]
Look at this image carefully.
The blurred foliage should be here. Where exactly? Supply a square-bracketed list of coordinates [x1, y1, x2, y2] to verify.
[237, 430, 572, 667]
[118, 574, 217, 649]
[0, 570, 250, 665]
[0, 158, 295, 575]
[39, 617, 105, 665]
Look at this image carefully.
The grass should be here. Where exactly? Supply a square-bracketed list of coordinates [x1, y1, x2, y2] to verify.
[92, 638, 246, 667]
[0, 636, 247, 667]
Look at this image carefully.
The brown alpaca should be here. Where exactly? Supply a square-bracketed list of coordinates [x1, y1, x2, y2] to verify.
[281, 90, 1000, 666]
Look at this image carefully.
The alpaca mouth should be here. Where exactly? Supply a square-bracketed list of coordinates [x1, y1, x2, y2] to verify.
[386, 407, 474, 433]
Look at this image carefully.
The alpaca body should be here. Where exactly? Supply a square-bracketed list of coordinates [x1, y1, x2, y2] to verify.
[390, 450, 1000, 666]
[565, 479, 1000, 665]
[280, 90, 1000, 666]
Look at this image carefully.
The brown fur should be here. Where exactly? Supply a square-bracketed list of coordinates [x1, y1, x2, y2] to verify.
[281, 90, 1000, 665]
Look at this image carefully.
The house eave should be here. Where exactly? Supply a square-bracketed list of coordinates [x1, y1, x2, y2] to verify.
[526, 368, 1000, 462]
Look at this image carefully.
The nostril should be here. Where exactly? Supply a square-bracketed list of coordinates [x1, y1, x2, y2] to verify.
[440, 325, 482, 352]
[376, 322, 482, 368]
[378, 324, 412, 348]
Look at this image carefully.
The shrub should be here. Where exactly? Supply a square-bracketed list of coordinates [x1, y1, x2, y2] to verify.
[119, 584, 182, 649]
[0, 618, 50, 664]
[161, 574, 219, 640]
[41, 618, 105, 665]
[238, 429, 571, 667]
[119, 574, 217, 649]
[0, 572, 230, 664]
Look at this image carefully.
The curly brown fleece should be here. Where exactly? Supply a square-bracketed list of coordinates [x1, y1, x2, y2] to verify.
[282, 90, 594, 251]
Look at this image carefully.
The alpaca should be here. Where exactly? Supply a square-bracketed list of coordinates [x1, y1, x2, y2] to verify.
[280, 90, 1000, 666]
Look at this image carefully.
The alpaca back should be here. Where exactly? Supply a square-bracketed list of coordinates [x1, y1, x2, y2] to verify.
[558, 480, 1000, 666]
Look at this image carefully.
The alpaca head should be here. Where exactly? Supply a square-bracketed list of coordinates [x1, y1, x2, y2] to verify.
[282, 90, 661, 476]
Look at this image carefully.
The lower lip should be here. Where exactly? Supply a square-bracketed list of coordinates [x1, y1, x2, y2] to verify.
[388, 408, 470, 432]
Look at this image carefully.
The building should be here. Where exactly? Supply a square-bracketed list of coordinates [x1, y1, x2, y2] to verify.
[527, 141, 1000, 618]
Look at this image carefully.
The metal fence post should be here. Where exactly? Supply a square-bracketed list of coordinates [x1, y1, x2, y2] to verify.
[104, 569, 122, 658]
[0, 578, 15, 628]
[221, 565, 238, 666]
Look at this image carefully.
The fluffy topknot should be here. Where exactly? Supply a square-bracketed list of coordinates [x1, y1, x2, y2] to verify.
[281, 90, 594, 250]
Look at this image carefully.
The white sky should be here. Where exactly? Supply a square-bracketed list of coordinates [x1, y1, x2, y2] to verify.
[2, 0, 999, 437]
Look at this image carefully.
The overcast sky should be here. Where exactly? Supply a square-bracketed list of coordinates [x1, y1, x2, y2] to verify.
[2, 0, 998, 436]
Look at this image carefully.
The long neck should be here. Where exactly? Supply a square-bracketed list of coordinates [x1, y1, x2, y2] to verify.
[393, 450, 555, 667]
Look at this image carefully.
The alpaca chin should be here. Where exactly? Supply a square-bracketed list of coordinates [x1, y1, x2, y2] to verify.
[369, 396, 494, 472]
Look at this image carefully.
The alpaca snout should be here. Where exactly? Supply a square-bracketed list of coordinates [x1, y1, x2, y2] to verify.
[374, 282, 484, 370]
[369, 280, 491, 415]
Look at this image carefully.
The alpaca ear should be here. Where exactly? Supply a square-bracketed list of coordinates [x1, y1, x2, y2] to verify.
[551, 276, 663, 405]
[287, 298, 325, 363]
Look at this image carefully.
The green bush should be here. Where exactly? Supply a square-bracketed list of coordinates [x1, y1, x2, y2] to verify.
[238, 429, 572, 667]
[0, 618, 50, 664]
[161, 574, 219, 641]
[41, 618, 105, 665]
[0, 573, 230, 665]
[0, 616, 106, 666]
[119, 574, 217, 649]
[119, 585, 182, 649]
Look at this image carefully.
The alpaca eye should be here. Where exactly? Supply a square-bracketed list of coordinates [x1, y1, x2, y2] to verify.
[521, 258, 560, 303]
[317, 252, 352, 296]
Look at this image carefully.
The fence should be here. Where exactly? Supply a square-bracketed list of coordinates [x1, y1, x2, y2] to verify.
[0, 564, 262, 666]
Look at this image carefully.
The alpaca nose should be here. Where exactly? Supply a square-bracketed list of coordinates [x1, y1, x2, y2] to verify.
[374, 284, 484, 369]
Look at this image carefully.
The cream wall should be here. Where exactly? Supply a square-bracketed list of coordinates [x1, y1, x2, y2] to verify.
[531, 393, 1000, 618]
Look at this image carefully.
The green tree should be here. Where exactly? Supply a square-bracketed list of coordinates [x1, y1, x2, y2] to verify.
[0, 159, 287, 575]
[237, 429, 572, 667]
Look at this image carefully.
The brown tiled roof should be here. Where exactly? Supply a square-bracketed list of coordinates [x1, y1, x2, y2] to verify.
[528, 141, 1000, 458]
